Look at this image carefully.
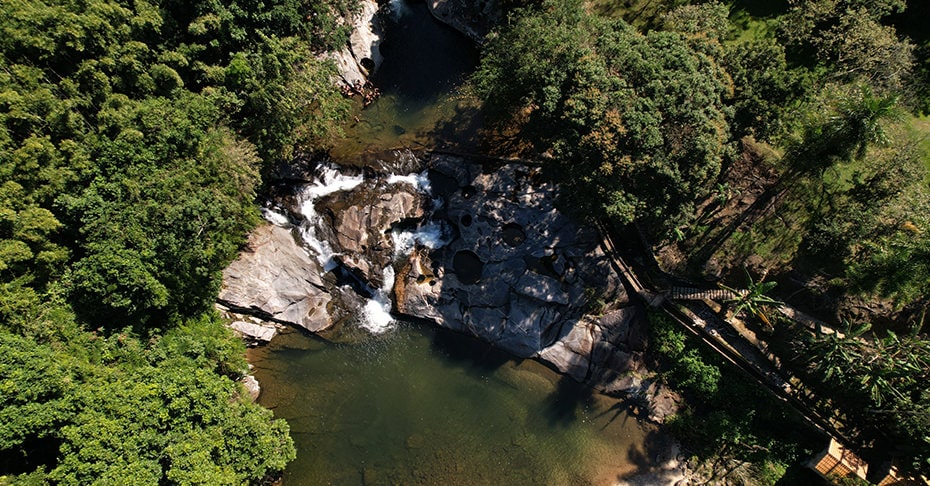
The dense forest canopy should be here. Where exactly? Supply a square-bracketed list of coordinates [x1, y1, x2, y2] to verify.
[473, 0, 732, 231]
[0, 0, 355, 481]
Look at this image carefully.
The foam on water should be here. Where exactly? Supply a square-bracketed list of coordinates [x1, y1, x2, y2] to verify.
[391, 221, 451, 259]
[360, 266, 396, 334]
[295, 166, 364, 270]
[387, 169, 431, 194]
[261, 207, 291, 227]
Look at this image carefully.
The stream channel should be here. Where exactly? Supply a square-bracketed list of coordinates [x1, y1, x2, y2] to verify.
[247, 1, 669, 483]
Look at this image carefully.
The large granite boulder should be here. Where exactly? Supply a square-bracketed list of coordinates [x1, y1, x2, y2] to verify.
[538, 307, 649, 389]
[316, 179, 425, 287]
[328, 0, 383, 86]
[219, 224, 333, 332]
[395, 155, 625, 358]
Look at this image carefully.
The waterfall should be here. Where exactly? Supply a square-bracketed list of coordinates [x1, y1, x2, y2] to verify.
[261, 206, 292, 227]
[387, 171, 431, 193]
[360, 266, 396, 334]
[294, 166, 364, 271]
[391, 221, 452, 259]
[279, 163, 449, 335]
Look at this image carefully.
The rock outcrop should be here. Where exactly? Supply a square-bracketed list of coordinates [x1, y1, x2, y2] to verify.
[222, 153, 652, 400]
[329, 0, 383, 87]
[394, 156, 625, 359]
[426, 0, 502, 42]
[241, 375, 261, 401]
[229, 320, 278, 343]
[219, 224, 334, 332]
[315, 181, 424, 287]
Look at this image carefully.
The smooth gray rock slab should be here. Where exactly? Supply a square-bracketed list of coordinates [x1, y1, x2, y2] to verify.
[220, 225, 333, 332]
[229, 321, 277, 342]
[514, 272, 569, 305]
[538, 319, 596, 381]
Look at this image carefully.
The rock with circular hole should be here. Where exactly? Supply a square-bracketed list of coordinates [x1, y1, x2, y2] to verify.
[394, 155, 627, 359]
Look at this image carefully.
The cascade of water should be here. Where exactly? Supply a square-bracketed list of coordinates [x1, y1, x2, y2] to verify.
[386, 171, 431, 193]
[360, 265, 396, 334]
[294, 166, 364, 271]
[282, 162, 451, 335]
[391, 221, 452, 259]
[386, 168, 449, 257]
[261, 206, 292, 227]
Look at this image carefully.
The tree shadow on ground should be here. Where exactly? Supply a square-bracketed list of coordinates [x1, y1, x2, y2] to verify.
[593, 393, 652, 430]
[423, 97, 539, 159]
[615, 429, 687, 485]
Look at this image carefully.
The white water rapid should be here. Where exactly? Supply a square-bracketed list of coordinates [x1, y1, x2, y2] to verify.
[361, 266, 396, 334]
[295, 166, 364, 271]
[391, 221, 451, 259]
[261, 207, 291, 227]
[263, 163, 446, 335]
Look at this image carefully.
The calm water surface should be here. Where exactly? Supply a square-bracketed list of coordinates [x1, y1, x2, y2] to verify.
[328, 0, 480, 162]
[249, 323, 661, 485]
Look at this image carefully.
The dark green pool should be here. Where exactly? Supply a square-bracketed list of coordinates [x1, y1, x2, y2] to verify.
[249, 323, 664, 485]
[328, 0, 480, 162]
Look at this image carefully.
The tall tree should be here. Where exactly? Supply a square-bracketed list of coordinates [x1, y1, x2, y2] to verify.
[472, 0, 731, 235]
[782, 0, 914, 93]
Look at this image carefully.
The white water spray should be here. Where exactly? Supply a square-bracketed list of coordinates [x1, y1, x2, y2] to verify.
[387, 171, 431, 193]
[288, 163, 450, 335]
[391, 221, 451, 259]
[388, 0, 410, 19]
[295, 166, 364, 271]
[360, 266, 396, 334]
[261, 207, 291, 227]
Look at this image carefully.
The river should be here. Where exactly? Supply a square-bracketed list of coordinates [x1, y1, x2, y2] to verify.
[248, 1, 672, 484]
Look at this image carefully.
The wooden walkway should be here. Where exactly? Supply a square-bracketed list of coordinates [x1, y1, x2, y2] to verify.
[667, 287, 746, 302]
[596, 221, 847, 444]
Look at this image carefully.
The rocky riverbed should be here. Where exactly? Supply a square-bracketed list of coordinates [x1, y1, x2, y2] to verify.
[219, 153, 679, 420]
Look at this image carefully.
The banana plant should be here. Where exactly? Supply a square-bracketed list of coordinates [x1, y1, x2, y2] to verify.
[719, 268, 782, 327]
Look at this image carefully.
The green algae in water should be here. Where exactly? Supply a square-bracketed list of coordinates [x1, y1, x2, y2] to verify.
[249, 323, 665, 485]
